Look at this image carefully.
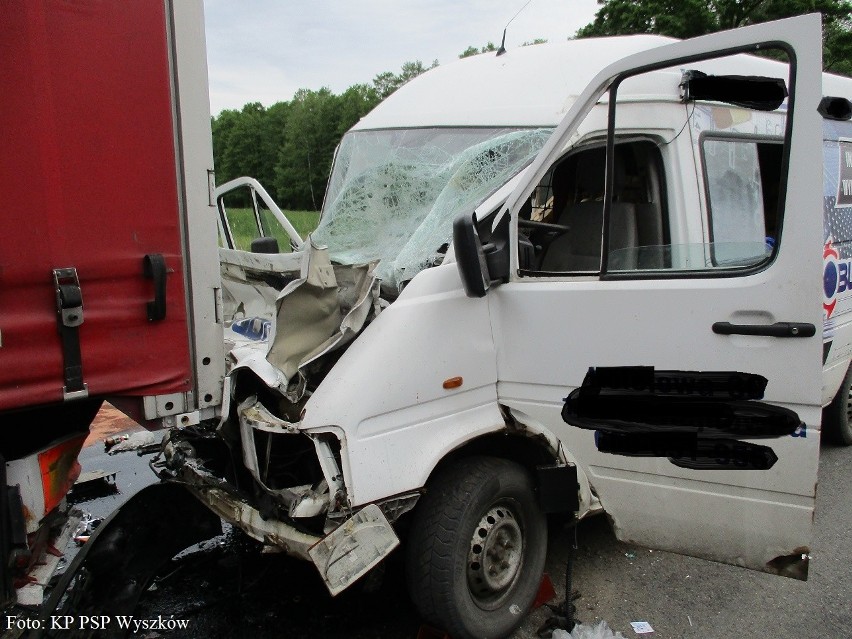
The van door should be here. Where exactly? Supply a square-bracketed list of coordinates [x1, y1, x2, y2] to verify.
[216, 177, 304, 252]
[492, 15, 823, 577]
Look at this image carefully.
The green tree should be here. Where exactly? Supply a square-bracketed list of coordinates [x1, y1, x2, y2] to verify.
[211, 108, 241, 185]
[275, 88, 341, 210]
[577, 0, 715, 38]
[211, 61, 441, 212]
[459, 42, 497, 58]
[337, 83, 381, 138]
[372, 60, 439, 99]
[460, 39, 545, 58]
[577, 0, 852, 75]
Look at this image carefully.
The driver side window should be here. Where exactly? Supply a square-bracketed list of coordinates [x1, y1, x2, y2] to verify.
[520, 141, 669, 273]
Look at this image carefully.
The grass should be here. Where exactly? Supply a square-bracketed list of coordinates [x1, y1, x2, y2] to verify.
[224, 207, 320, 252]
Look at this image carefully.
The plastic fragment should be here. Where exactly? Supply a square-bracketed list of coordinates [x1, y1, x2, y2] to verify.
[552, 620, 628, 639]
[108, 430, 159, 454]
[72, 511, 103, 545]
[104, 433, 130, 450]
[629, 621, 654, 634]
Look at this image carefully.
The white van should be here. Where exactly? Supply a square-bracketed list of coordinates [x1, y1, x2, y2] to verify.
[177, 14, 843, 639]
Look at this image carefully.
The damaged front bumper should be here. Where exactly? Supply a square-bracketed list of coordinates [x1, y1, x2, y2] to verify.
[153, 402, 416, 595]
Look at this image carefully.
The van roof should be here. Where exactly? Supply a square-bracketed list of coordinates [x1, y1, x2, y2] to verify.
[353, 35, 852, 131]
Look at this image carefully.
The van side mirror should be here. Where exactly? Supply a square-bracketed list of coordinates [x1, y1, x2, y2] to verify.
[453, 213, 490, 297]
[453, 212, 510, 298]
[250, 236, 280, 253]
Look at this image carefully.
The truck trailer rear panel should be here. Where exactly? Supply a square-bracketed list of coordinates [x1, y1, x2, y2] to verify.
[0, 1, 192, 411]
[1, 0, 223, 607]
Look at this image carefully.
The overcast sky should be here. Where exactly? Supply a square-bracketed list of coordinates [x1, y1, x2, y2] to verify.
[203, 0, 600, 115]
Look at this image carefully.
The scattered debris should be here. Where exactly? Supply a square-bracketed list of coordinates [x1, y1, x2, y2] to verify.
[624, 551, 637, 560]
[108, 430, 160, 454]
[14, 509, 84, 607]
[72, 511, 103, 545]
[552, 620, 628, 639]
[629, 621, 654, 634]
[68, 470, 118, 502]
[104, 433, 130, 450]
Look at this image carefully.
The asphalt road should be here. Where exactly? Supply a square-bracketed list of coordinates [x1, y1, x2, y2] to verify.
[516, 443, 851, 639]
[66, 440, 850, 638]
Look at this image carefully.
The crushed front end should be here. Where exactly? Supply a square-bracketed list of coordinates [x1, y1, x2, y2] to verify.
[151, 241, 415, 594]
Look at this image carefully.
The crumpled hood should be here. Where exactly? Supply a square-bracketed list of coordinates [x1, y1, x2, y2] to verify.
[221, 240, 381, 406]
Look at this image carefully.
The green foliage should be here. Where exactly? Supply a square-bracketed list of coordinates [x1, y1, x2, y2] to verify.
[212, 102, 289, 198]
[212, 60, 437, 212]
[224, 208, 320, 251]
[372, 60, 439, 99]
[577, 0, 852, 75]
[274, 88, 340, 210]
[459, 42, 497, 58]
[459, 39, 546, 59]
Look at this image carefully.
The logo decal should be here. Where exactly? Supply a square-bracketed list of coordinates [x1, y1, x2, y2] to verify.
[824, 239, 840, 318]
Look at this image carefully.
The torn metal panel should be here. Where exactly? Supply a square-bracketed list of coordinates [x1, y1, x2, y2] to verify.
[14, 508, 83, 608]
[219, 247, 303, 325]
[155, 425, 397, 597]
[221, 241, 380, 402]
[190, 486, 319, 560]
[266, 241, 379, 386]
[267, 242, 342, 383]
[237, 396, 333, 517]
[156, 429, 398, 597]
[308, 503, 400, 596]
[239, 396, 301, 434]
[375, 492, 420, 523]
[289, 482, 330, 518]
[313, 435, 348, 510]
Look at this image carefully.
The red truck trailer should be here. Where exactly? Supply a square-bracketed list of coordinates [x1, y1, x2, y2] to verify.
[0, 0, 223, 607]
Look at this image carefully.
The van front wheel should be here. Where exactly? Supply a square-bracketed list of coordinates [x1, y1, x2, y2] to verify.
[406, 457, 547, 639]
[824, 364, 852, 445]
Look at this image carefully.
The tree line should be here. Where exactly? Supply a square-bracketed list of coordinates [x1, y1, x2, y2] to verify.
[213, 0, 852, 211]
[212, 61, 437, 211]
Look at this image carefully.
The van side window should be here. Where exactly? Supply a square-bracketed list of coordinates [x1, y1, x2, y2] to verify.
[519, 141, 670, 272]
[702, 136, 782, 267]
[518, 135, 784, 276]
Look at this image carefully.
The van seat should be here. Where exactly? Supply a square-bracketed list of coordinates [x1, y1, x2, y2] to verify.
[540, 201, 638, 271]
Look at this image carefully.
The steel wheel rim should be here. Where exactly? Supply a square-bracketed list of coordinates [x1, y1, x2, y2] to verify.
[467, 503, 524, 604]
[846, 384, 852, 422]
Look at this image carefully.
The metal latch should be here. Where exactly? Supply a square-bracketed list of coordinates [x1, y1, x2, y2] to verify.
[53, 268, 88, 400]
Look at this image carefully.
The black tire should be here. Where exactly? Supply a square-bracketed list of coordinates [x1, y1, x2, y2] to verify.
[823, 364, 852, 445]
[406, 456, 547, 639]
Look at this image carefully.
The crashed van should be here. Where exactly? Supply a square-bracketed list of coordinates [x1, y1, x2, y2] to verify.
[61, 14, 847, 639]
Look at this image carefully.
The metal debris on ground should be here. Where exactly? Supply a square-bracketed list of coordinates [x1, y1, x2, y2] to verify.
[104, 433, 130, 450]
[107, 430, 160, 454]
[72, 511, 103, 545]
[624, 551, 637, 560]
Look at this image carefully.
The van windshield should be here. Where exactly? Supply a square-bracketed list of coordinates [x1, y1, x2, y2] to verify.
[313, 127, 552, 294]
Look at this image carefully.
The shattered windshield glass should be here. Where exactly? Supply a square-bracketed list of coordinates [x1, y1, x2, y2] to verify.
[312, 127, 552, 294]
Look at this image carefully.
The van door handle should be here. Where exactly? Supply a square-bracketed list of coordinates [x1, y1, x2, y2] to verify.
[712, 321, 815, 338]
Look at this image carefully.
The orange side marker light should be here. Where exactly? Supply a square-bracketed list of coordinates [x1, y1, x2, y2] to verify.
[443, 376, 463, 390]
